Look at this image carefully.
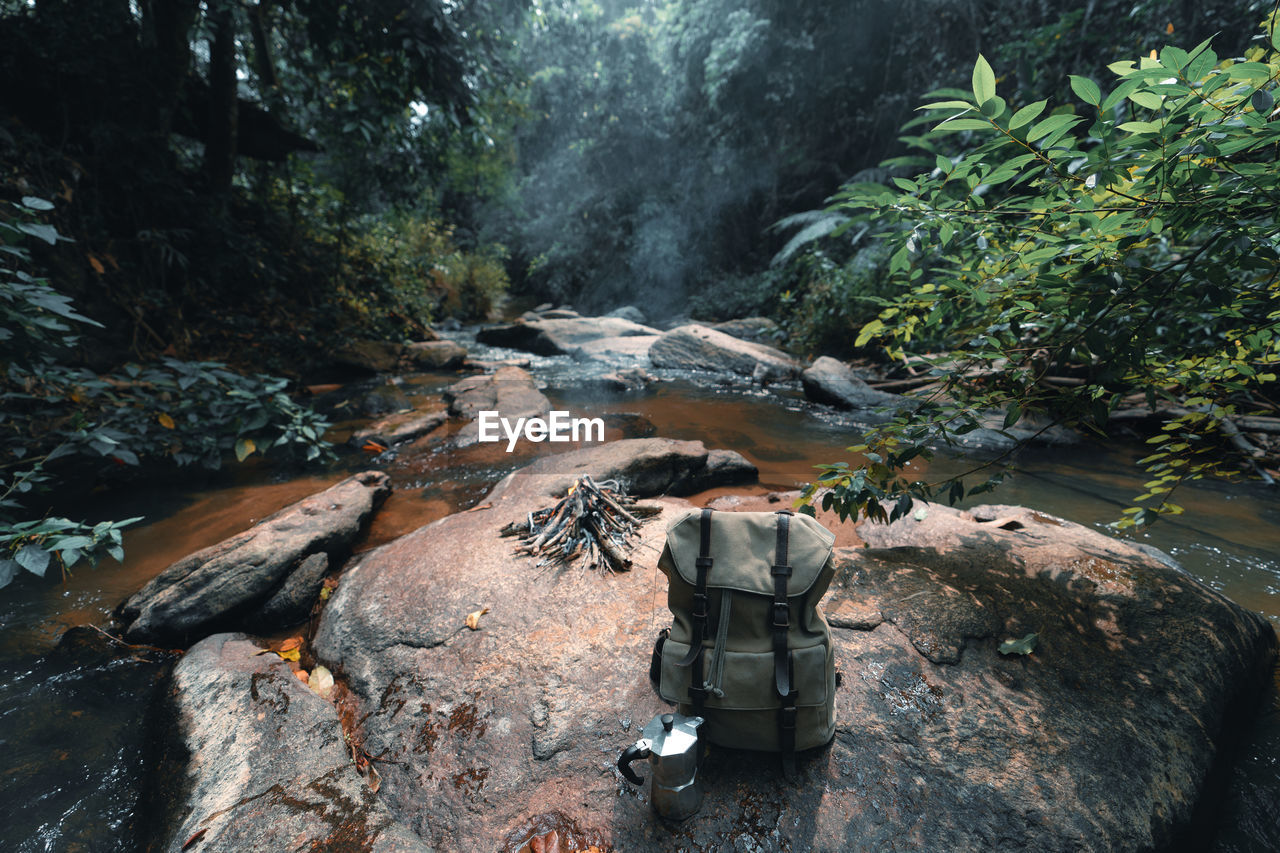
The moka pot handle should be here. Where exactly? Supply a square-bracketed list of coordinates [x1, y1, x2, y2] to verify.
[617, 741, 652, 785]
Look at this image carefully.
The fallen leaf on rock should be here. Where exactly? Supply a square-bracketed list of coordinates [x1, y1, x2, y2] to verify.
[465, 607, 490, 631]
[278, 648, 301, 662]
[252, 648, 272, 656]
[309, 665, 335, 699]
[999, 632, 1038, 655]
[181, 828, 207, 850]
[530, 830, 561, 853]
[279, 637, 303, 653]
[295, 669, 310, 683]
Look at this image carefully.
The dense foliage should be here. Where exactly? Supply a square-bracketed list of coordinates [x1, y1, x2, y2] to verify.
[1, 200, 331, 588]
[0, 0, 521, 588]
[490, 0, 1262, 316]
[802, 17, 1280, 527]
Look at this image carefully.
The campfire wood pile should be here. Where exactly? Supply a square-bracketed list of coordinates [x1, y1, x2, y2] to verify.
[500, 476, 659, 572]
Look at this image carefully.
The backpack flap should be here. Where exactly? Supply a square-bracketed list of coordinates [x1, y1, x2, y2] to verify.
[664, 509, 836, 597]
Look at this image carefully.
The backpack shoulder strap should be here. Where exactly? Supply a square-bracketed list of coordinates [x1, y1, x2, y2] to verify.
[772, 510, 799, 777]
[674, 507, 714, 713]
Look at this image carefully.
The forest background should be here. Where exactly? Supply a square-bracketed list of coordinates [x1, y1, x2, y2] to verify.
[1, 0, 1277, 582]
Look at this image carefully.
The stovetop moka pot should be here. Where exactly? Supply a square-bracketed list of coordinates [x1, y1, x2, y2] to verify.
[617, 712, 704, 822]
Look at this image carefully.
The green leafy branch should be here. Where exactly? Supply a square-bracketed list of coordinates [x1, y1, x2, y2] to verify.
[802, 20, 1280, 529]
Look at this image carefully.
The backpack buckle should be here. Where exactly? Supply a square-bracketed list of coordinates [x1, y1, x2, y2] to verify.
[692, 592, 709, 620]
[771, 601, 789, 628]
[779, 705, 797, 730]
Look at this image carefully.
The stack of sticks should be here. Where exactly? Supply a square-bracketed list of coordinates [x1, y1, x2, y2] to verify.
[500, 475, 658, 573]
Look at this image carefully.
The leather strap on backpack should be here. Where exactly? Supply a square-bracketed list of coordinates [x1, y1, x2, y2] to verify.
[676, 508, 714, 713]
[772, 510, 799, 777]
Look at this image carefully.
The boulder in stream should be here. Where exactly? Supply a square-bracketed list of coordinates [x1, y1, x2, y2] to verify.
[142, 633, 428, 853]
[333, 340, 405, 374]
[801, 356, 906, 416]
[711, 316, 784, 344]
[116, 471, 391, 645]
[476, 317, 660, 356]
[605, 305, 648, 325]
[649, 323, 803, 381]
[305, 458, 1275, 851]
[352, 408, 449, 447]
[443, 366, 551, 446]
[802, 357, 1080, 450]
[405, 340, 467, 370]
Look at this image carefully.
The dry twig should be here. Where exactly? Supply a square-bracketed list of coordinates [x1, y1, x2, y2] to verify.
[503, 476, 648, 573]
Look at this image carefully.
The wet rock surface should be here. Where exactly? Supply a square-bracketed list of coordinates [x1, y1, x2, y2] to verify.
[444, 366, 548, 419]
[353, 408, 449, 447]
[334, 340, 406, 374]
[142, 634, 429, 853]
[312, 475, 1275, 852]
[649, 323, 803, 381]
[711, 316, 784, 344]
[801, 356, 906, 416]
[482, 437, 755, 503]
[476, 317, 660, 356]
[801, 357, 1080, 451]
[116, 472, 391, 644]
[406, 340, 468, 371]
[605, 305, 648, 325]
[443, 366, 553, 446]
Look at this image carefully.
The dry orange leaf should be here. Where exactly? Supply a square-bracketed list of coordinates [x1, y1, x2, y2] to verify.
[279, 637, 303, 653]
[1166, 21, 1174, 34]
[465, 607, 490, 631]
[181, 828, 207, 850]
[295, 669, 310, 683]
[88, 254, 105, 274]
[157, 412, 176, 429]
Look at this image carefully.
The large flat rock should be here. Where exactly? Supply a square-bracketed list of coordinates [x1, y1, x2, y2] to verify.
[649, 323, 802, 381]
[310, 457, 1276, 850]
[484, 437, 756, 504]
[443, 366, 552, 446]
[476, 317, 660, 356]
[142, 634, 429, 853]
[117, 472, 391, 644]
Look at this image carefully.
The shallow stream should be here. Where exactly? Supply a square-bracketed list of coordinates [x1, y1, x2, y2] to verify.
[1, 336, 1276, 851]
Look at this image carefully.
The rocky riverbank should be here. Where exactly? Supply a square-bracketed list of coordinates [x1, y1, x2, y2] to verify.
[79, 308, 1277, 852]
[129, 434, 1276, 852]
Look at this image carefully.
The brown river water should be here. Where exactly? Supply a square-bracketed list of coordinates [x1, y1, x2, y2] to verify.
[1, 347, 1277, 851]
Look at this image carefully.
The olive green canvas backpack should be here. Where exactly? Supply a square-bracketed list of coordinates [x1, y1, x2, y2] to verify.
[652, 508, 838, 773]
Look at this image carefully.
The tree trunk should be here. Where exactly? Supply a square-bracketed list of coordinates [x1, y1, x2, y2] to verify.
[143, 0, 200, 138]
[206, 0, 239, 196]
